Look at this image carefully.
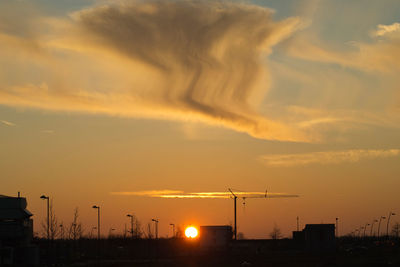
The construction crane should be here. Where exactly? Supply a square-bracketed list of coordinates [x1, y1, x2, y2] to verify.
[228, 188, 298, 240]
[130, 188, 299, 240]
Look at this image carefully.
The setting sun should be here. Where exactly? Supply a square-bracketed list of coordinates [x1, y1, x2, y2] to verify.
[185, 226, 198, 238]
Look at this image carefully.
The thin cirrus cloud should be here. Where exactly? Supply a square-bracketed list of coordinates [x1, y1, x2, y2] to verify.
[284, 21, 400, 73]
[110, 190, 299, 199]
[259, 149, 400, 167]
[1, 120, 16, 126]
[0, 0, 312, 142]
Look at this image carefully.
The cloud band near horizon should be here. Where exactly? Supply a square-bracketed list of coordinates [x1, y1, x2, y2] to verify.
[259, 149, 400, 167]
[110, 190, 299, 199]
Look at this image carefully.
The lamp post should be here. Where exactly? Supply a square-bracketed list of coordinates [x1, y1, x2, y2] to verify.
[370, 219, 378, 236]
[387, 212, 396, 237]
[170, 223, 175, 238]
[92, 205, 100, 240]
[335, 218, 339, 237]
[40, 195, 50, 239]
[109, 228, 116, 238]
[60, 224, 64, 240]
[297, 216, 299, 231]
[378, 216, 386, 237]
[127, 214, 134, 239]
[363, 223, 370, 237]
[152, 219, 159, 239]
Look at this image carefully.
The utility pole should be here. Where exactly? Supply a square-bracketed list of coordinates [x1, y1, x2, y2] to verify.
[228, 189, 237, 240]
[297, 216, 299, 231]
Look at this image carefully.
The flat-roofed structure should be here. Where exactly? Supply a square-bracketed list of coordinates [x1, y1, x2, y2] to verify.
[199, 225, 232, 249]
[293, 224, 335, 251]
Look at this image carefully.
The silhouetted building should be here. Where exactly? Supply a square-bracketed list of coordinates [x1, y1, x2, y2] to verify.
[0, 194, 39, 265]
[293, 224, 335, 251]
[199, 225, 232, 249]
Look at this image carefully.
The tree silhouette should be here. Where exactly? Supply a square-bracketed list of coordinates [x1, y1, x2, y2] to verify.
[269, 224, 282, 240]
[41, 199, 59, 240]
[68, 208, 83, 240]
[146, 222, 153, 239]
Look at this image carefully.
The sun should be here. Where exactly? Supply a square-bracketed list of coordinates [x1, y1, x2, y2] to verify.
[185, 226, 198, 238]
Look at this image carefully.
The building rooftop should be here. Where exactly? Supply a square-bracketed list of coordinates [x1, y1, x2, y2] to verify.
[0, 195, 33, 220]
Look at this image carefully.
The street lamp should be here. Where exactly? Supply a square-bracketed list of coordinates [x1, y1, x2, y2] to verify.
[127, 214, 134, 239]
[109, 228, 116, 238]
[378, 216, 386, 237]
[60, 224, 64, 240]
[170, 223, 175, 238]
[335, 218, 339, 237]
[370, 219, 378, 236]
[363, 223, 370, 237]
[40, 195, 50, 239]
[152, 219, 159, 239]
[387, 212, 396, 237]
[92, 205, 100, 240]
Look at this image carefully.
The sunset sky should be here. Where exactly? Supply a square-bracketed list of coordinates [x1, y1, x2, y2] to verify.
[1, 0, 400, 239]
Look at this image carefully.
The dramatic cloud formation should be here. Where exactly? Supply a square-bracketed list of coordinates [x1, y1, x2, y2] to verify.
[0, 0, 312, 142]
[110, 190, 299, 198]
[259, 149, 400, 167]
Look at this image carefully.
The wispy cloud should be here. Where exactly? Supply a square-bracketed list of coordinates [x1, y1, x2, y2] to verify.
[1, 120, 15, 126]
[110, 190, 184, 197]
[284, 21, 400, 73]
[259, 149, 400, 167]
[110, 190, 298, 199]
[373, 22, 400, 37]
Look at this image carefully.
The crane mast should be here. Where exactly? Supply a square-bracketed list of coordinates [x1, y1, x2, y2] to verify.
[228, 189, 238, 240]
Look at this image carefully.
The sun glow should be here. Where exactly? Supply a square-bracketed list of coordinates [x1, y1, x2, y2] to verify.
[185, 226, 198, 238]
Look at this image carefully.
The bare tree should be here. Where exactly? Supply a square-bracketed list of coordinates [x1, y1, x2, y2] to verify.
[68, 208, 83, 240]
[133, 216, 143, 238]
[392, 222, 400, 238]
[146, 222, 153, 239]
[269, 224, 283, 240]
[237, 232, 245, 240]
[175, 225, 184, 238]
[41, 199, 59, 240]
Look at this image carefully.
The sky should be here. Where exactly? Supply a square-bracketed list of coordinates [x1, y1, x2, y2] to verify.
[1, 0, 400, 239]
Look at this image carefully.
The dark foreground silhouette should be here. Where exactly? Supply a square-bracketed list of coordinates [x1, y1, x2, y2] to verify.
[31, 236, 400, 267]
